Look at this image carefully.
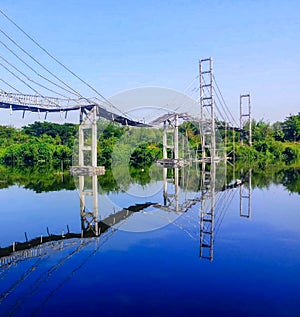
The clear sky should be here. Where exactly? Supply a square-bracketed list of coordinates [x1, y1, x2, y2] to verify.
[0, 0, 299, 126]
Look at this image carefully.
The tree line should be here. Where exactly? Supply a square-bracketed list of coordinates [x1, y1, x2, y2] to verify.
[232, 112, 300, 164]
[0, 112, 299, 168]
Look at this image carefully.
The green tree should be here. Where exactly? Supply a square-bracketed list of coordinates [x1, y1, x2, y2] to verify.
[282, 113, 300, 142]
[22, 121, 78, 145]
[251, 119, 273, 142]
[272, 121, 284, 141]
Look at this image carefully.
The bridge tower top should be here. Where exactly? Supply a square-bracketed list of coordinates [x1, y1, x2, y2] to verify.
[199, 57, 216, 162]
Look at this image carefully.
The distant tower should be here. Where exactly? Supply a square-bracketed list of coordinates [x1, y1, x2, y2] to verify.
[240, 94, 252, 146]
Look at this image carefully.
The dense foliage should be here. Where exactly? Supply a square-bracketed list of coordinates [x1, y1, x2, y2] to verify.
[0, 112, 299, 168]
[0, 122, 76, 167]
[232, 113, 300, 164]
[23, 121, 78, 146]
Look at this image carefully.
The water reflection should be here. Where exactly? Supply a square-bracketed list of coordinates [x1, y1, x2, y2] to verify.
[0, 163, 299, 265]
[0, 161, 253, 265]
[0, 164, 299, 316]
[0, 165, 75, 192]
[1, 162, 297, 194]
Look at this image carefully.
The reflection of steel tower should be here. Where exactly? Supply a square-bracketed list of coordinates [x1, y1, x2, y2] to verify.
[199, 57, 216, 161]
[240, 169, 252, 218]
[199, 160, 216, 261]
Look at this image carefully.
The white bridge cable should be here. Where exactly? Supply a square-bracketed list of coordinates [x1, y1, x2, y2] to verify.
[0, 28, 82, 98]
[200, 69, 239, 131]
[184, 75, 200, 94]
[6, 238, 94, 316]
[171, 75, 200, 114]
[213, 87, 233, 125]
[214, 188, 239, 237]
[0, 9, 132, 120]
[213, 75, 239, 127]
[0, 31, 109, 114]
[0, 37, 79, 97]
[25, 219, 128, 316]
[0, 86, 38, 113]
[0, 54, 70, 98]
[0, 61, 62, 108]
[139, 75, 200, 124]
[0, 78, 22, 94]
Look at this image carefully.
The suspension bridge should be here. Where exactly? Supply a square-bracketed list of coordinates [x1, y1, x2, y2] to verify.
[0, 9, 254, 267]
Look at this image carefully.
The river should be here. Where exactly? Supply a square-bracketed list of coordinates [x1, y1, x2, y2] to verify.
[0, 164, 299, 316]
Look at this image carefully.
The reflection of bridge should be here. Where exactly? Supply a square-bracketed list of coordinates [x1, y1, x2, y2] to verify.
[0, 163, 252, 267]
[0, 165, 251, 317]
[0, 201, 154, 267]
[0, 173, 252, 315]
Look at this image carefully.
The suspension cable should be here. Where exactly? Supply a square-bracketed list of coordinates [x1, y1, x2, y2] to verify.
[0, 62, 61, 108]
[213, 75, 239, 127]
[0, 54, 70, 98]
[0, 9, 131, 118]
[0, 27, 82, 98]
[0, 38, 79, 96]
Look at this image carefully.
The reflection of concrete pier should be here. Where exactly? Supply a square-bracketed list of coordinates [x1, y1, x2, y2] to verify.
[73, 105, 102, 236]
[70, 166, 105, 176]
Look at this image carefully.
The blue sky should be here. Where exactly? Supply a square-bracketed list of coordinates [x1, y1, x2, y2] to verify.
[0, 0, 299, 126]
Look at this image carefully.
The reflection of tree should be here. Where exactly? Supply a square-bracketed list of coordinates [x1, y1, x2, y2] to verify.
[1, 163, 299, 195]
[281, 169, 300, 194]
[226, 162, 300, 194]
[97, 169, 119, 193]
[0, 166, 75, 193]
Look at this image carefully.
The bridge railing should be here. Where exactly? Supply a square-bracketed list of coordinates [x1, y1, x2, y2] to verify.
[0, 89, 107, 110]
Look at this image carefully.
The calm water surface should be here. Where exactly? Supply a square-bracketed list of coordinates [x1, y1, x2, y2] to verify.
[0, 165, 299, 317]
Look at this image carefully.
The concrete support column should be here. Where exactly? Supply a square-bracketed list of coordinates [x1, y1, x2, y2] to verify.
[91, 106, 97, 167]
[78, 124, 84, 166]
[174, 114, 179, 160]
[163, 120, 167, 159]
